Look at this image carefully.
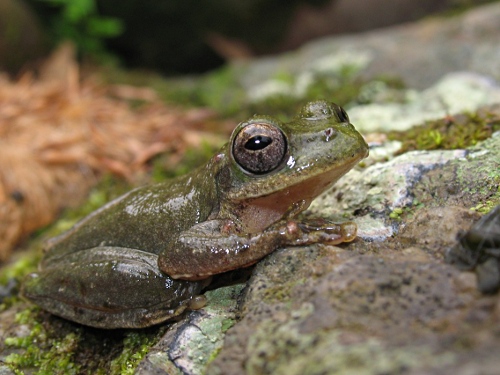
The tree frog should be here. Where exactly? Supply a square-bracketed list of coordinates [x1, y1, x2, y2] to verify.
[21, 100, 369, 329]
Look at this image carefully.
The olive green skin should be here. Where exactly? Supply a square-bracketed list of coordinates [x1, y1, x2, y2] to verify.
[21, 100, 369, 329]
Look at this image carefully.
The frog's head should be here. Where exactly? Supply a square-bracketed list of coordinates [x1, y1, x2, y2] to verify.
[216, 100, 369, 232]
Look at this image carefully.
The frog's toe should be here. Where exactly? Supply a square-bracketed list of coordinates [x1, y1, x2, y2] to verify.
[187, 295, 208, 310]
[340, 222, 357, 242]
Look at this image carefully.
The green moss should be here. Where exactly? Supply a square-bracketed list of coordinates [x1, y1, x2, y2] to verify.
[149, 65, 247, 118]
[3, 305, 164, 374]
[0, 254, 39, 288]
[469, 175, 500, 214]
[220, 318, 236, 333]
[410, 132, 500, 212]
[388, 109, 500, 153]
[4, 308, 81, 375]
[389, 207, 404, 220]
[457, 136, 500, 212]
[206, 347, 222, 366]
[260, 277, 309, 304]
[109, 331, 157, 375]
[389, 199, 425, 221]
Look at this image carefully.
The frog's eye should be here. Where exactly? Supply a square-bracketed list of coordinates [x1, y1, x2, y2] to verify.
[336, 105, 349, 123]
[232, 123, 287, 175]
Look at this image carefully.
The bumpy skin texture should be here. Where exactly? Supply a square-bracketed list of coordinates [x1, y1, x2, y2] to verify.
[21, 100, 369, 329]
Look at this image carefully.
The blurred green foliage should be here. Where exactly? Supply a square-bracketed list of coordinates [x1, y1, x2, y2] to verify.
[29, 0, 123, 60]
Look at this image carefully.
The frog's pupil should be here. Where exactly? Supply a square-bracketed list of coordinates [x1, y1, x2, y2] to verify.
[245, 135, 272, 151]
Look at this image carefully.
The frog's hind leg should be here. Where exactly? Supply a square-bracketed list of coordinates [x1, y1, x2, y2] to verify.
[21, 247, 205, 329]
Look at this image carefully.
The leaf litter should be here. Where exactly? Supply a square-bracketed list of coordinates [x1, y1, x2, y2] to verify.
[0, 43, 227, 261]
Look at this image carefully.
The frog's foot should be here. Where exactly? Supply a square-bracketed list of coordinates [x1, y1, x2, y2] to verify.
[186, 295, 208, 310]
[288, 219, 357, 245]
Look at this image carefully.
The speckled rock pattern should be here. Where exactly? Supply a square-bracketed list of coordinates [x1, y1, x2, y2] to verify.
[206, 134, 500, 375]
[208, 248, 476, 375]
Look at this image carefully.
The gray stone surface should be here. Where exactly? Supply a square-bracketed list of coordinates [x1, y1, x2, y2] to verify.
[136, 285, 244, 375]
[349, 72, 500, 132]
[235, 2, 500, 91]
[205, 132, 500, 375]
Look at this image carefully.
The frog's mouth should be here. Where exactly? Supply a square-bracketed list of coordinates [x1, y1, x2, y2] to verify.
[232, 154, 364, 234]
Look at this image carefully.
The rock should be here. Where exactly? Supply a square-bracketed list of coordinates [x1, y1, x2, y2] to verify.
[236, 2, 500, 91]
[310, 147, 470, 241]
[199, 110, 499, 373]
[205, 132, 499, 374]
[2, 85, 496, 375]
[208, 248, 474, 375]
[280, 0, 457, 52]
[133, 118, 499, 374]
[349, 72, 500, 132]
[5, 70, 498, 375]
[136, 285, 244, 375]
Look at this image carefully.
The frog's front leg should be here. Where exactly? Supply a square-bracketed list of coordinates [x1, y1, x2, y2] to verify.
[21, 247, 208, 329]
[159, 218, 357, 280]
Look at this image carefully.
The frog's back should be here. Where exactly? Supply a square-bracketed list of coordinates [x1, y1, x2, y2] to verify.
[43, 172, 218, 266]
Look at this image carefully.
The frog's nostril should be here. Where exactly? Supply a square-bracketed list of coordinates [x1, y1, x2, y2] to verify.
[324, 128, 336, 141]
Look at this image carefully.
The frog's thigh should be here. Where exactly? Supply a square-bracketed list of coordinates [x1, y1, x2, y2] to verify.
[22, 247, 205, 329]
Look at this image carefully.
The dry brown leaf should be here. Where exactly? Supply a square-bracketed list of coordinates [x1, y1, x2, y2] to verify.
[0, 44, 220, 261]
